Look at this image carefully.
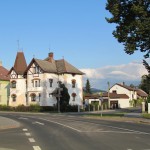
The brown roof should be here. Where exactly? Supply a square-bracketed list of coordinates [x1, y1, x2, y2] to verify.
[56, 59, 84, 75]
[103, 92, 129, 99]
[115, 83, 134, 91]
[136, 89, 148, 97]
[0, 66, 10, 81]
[25, 56, 84, 75]
[84, 94, 100, 99]
[12, 52, 27, 75]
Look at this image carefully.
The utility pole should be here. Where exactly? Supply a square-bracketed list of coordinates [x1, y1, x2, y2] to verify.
[107, 82, 110, 109]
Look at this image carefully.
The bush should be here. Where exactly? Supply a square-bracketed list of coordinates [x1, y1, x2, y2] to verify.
[0, 105, 11, 111]
[29, 104, 42, 112]
[40, 106, 57, 112]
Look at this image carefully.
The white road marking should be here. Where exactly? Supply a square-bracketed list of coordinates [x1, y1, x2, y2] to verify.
[19, 117, 28, 120]
[33, 146, 41, 150]
[25, 132, 31, 136]
[40, 118, 81, 132]
[23, 128, 28, 131]
[29, 138, 35, 142]
[34, 121, 44, 125]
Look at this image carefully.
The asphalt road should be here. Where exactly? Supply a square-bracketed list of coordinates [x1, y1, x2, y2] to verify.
[0, 112, 150, 150]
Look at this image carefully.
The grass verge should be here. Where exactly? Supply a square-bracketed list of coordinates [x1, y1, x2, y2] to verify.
[142, 113, 150, 119]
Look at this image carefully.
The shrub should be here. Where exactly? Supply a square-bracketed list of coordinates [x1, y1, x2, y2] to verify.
[0, 105, 11, 111]
[29, 104, 41, 112]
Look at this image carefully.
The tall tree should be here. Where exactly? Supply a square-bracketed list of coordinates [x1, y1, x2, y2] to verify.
[106, 0, 150, 69]
[85, 79, 91, 94]
[139, 74, 150, 94]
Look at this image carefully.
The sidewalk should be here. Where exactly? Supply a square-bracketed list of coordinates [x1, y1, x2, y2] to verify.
[0, 116, 20, 130]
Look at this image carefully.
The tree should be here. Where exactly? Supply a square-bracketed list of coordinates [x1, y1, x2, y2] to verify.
[106, 0, 150, 59]
[56, 82, 70, 112]
[85, 79, 91, 94]
[139, 74, 150, 94]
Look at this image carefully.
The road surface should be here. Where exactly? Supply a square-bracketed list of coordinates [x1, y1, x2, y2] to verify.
[0, 112, 150, 150]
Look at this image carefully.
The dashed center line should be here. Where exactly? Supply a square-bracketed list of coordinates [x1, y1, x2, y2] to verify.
[29, 138, 35, 143]
[23, 128, 28, 131]
[33, 146, 41, 150]
[25, 132, 31, 136]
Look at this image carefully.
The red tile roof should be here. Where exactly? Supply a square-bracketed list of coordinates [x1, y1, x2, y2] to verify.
[103, 92, 129, 99]
[0, 66, 10, 81]
[136, 89, 148, 97]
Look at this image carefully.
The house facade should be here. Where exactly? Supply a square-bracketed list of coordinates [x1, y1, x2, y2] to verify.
[8, 52, 84, 107]
[0, 61, 10, 105]
[104, 83, 148, 108]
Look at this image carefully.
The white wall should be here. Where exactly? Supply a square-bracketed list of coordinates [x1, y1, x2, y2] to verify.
[110, 84, 136, 100]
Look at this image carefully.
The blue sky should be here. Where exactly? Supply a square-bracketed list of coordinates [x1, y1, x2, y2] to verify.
[0, 0, 147, 89]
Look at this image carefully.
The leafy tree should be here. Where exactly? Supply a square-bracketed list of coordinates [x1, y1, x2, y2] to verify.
[106, 0, 150, 62]
[139, 74, 150, 94]
[56, 82, 70, 112]
[85, 79, 91, 94]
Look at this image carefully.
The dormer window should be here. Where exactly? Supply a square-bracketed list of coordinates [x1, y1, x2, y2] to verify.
[72, 79, 76, 88]
[49, 79, 53, 87]
[11, 81, 16, 88]
[35, 66, 40, 74]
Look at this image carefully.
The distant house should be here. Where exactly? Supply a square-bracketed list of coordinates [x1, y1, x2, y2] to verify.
[0, 61, 10, 105]
[84, 94, 101, 105]
[103, 83, 148, 109]
[8, 52, 84, 107]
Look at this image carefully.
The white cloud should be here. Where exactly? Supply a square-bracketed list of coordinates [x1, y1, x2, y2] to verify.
[80, 61, 148, 90]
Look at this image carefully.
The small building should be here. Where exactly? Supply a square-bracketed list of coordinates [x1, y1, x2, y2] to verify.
[103, 83, 148, 109]
[102, 92, 129, 109]
[0, 61, 10, 105]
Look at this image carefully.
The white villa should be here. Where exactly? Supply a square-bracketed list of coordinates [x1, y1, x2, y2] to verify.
[8, 52, 84, 107]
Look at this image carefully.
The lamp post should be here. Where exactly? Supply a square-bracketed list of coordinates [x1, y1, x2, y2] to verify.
[107, 82, 110, 109]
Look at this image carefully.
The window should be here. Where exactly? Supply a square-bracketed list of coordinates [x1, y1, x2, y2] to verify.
[32, 79, 40, 87]
[112, 90, 117, 93]
[35, 66, 40, 74]
[11, 81, 16, 88]
[11, 94, 16, 102]
[72, 93, 76, 101]
[39, 93, 41, 102]
[72, 79, 76, 88]
[30, 93, 36, 101]
[49, 79, 53, 87]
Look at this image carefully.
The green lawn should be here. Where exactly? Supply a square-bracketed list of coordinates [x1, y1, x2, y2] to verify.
[142, 113, 150, 119]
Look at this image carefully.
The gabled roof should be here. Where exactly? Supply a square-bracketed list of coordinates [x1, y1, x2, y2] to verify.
[0, 66, 10, 81]
[55, 59, 84, 75]
[115, 83, 134, 91]
[13, 52, 27, 75]
[136, 89, 148, 97]
[25, 57, 84, 75]
[103, 92, 129, 99]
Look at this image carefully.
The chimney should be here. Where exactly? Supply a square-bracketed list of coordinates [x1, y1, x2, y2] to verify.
[0, 61, 2, 66]
[48, 52, 54, 62]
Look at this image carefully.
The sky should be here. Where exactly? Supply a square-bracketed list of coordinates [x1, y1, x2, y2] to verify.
[0, 0, 148, 90]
